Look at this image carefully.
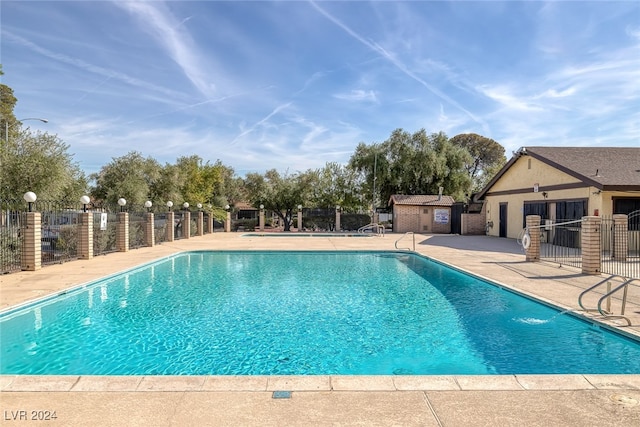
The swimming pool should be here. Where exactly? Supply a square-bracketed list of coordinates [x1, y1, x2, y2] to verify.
[242, 233, 371, 237]
[2, 251, 640, 375]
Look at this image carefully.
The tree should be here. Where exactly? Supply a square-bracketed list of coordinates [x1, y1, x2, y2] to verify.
[1, 128, 87, 201]
[90, 151, 162, 207]
[449, 133, 506, 192]
[348, 128, 473, 205]
[0, 65, 18, 144]
[1, 69, 86, 201]
[308, 162, 365, 212]
[174, 155, 222, 206]
[243, 169, 314, 231]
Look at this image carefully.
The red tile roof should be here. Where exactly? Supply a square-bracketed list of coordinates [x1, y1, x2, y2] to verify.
[389, 194, 455, 206]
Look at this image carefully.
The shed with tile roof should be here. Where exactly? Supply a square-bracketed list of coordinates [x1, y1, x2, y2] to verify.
[388, 194, 456, 233]
[476, 146, 640, 239]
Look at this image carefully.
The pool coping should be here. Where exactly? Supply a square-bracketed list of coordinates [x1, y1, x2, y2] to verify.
[3, 374, 640, 392]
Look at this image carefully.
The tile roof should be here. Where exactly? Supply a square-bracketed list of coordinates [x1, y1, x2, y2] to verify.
[476, 146, 640, 199]
[525, 146, 640, 187]
[389, 194, 456, 206]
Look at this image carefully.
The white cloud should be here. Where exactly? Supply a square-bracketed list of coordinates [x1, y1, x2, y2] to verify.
[333, 90, 378, 103]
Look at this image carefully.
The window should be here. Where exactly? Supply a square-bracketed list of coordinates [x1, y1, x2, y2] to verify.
[613, 198, 640, 215]
[523, 202, 547, 227]
[556, 200, 586, 221]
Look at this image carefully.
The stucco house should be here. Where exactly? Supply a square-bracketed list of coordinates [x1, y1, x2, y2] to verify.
[389, 194, 455, 233]
[476, 146, 640, 239]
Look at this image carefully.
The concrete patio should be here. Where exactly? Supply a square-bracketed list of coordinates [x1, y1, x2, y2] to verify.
[1, 233, 639, 426]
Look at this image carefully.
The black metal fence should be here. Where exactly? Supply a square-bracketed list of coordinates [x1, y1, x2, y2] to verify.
[539, 219, 583, 269]
[38, 200, 81, 265]
[1, 199, 24, 274]
[93, 211, 117, 256]
[174, 211, 186, 240]
[128, 209, 146, 249]
[190, 215, 197, 237]
[600, 213, 640, 279]
[154, 213, 168, 244]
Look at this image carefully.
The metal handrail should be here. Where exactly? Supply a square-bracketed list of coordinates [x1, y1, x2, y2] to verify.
[358, 223, 385, 236]
[578, 274, 628, 312]
[395, 232, 415, 251]
[596, 278, 637, 326]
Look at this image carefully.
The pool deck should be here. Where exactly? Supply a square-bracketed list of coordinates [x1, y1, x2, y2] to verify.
[1, 233, 640, 426]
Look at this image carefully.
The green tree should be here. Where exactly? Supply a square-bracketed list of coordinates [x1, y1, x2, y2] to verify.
[90, 151, 162, 208]
[349, 128, 473, 206]
[0, 65, 18, 144]
[243, 169, 314, 231]
[1, 128, 87, 201]
[174, 155, 222, 207]
[308, 162, 365, 212]
[449, 133, 506, 192]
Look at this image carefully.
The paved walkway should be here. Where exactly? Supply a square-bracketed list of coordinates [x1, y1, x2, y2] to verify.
[1, 233, 640, 426]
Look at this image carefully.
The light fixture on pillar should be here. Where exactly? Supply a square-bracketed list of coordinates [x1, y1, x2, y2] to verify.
[336, 205, 341, 211]
[166, 201, 173, 211]
[117, 198, 127, 212]
[183, 202, 190, 210]
[144, 200, 152, 212]
[297, 204, 302, 211]
[23, 191, 37, 212]
[80, 195, 90, 212]
[225, 204, 230, 211]
[260, 204, 264, 210]
[197, 203, 202, 211]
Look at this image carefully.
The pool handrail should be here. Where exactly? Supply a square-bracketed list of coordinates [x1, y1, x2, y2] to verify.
[395, 232, 415, 251]
[358, 223, 385, 236]
[596, 278, 637, 326]
[578, 274, 635, 326]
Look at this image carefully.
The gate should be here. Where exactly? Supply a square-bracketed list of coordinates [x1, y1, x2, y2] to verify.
[0, 199, 24, 274]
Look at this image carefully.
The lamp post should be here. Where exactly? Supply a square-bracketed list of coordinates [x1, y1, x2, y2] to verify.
[117, 198, 127, 212]
[183, 202, 189, 211]
[80, 195, 90, 212]
[144, 200, 152, 212]
[23, 191, 37, 212]
[224, 204, 231, 233]
[166, 201, 173, 211]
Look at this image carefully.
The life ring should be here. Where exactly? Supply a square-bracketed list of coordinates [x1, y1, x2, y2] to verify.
[522, 232, 531, 250]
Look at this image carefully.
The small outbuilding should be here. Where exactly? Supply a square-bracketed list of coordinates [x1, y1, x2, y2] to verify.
[389, 194, 455, 234]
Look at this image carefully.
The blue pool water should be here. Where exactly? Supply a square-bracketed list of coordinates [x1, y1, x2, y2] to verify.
[1, 251, 640, 375]
[241, 233, 371, 237]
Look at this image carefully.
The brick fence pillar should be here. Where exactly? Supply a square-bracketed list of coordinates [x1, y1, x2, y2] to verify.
[21, 212, 41, 271]
[259, 208, 265, 231]
[78, 212, 93, 260]
[581, 216, 602, 275]
[297, 209, 303, 232]
[612, 214, 628, 262]
[116, 212, 129, 252]
[166, 212, 174, 242]
[335, 208, 341, 232]
[207, 213, 214, 234]
[145, 212, 155, 247]
[225, 211, 231, 232]
[525, 215, 541, 262]
[183, 211, 191, 239]
[197, 211, 204, 236]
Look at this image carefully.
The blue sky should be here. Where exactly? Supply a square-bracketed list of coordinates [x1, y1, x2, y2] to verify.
[2, 1, 639, 176]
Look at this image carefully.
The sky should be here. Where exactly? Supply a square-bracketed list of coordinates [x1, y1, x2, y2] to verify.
[2, 0, 639, 177]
